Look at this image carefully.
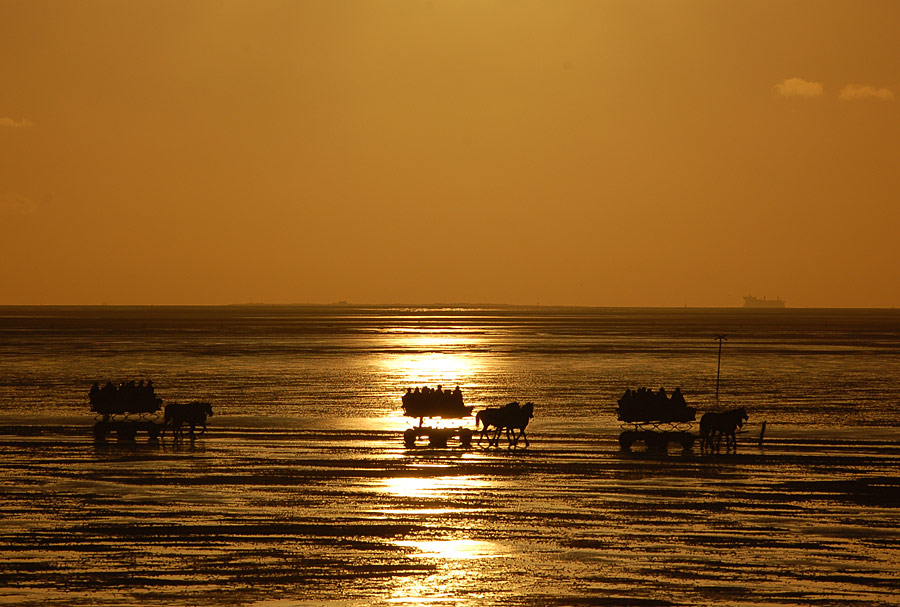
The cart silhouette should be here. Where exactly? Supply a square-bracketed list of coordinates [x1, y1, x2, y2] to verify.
[401, 386, 474, 448]
[616, 387, 696, 453]
[90, 380, 164, 441]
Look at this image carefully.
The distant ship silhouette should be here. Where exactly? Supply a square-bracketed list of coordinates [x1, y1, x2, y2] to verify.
[743, 295, 786, 308]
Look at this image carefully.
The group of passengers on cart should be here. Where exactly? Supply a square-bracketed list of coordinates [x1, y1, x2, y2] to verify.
[619, 386, 687, 409]
[401, 385, 469, 418]
[403, 385, 464, 405]
[89, 380, 162, 416]
[617, 386, 695, 422]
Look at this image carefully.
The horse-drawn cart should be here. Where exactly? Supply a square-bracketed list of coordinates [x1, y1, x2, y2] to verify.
[616, 387, 696, 453]
[90, 380, 164, 440]
[90, 381, 213, 441]
[401, 386, 474, 448]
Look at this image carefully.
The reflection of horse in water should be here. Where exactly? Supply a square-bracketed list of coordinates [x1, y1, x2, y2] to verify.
[476, 402, 535, 448]
[699, 406, 748, 453]
[163, 402, 213, 438]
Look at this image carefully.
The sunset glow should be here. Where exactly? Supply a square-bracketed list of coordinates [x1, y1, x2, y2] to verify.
[2, 1, 898, 307]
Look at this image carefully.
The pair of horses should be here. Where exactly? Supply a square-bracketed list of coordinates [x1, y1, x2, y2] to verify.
[699, 406, 748, 453]
[161, 401, 213, 439]
[475, 401, 534, 448]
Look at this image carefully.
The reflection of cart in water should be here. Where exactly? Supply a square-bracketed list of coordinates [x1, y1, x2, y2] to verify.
[90, 380, 163, 440]
[401, 386, 474, 448]
[616, 387, 696, 452]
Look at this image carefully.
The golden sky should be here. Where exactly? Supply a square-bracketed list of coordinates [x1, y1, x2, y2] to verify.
[2, 1, 898, 307]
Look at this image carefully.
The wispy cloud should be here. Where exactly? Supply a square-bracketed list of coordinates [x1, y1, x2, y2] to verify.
[0, 193, 36, 215]
[839, 84, 894, 101]
[0, 117, 34, 128]
[775, 77, 824, 98]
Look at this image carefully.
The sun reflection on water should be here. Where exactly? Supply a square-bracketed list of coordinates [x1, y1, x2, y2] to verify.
[378, 333, 485, 392]
[374, 332, 504, 605]
[394, 539, 505, 560]
[386, 540, 508, 606]
[378, 471, 505, 605]
[380, 475, 488, 499]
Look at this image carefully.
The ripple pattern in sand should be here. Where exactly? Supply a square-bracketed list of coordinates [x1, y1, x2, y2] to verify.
[1, 427, 898, 606]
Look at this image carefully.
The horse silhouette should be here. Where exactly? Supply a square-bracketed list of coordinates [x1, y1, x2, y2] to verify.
[162, 401, 213, 439]
[475, 402, 518, 445]
[699, 406, 748, 453]
[499, 401, 534, 448]
[477, 401, 534, 448]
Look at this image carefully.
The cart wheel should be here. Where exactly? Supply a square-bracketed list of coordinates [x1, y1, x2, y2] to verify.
[644, 433, 665, 452]
[403, 428, 417, 448]
[93, 422, 108, 440]
[679, 434, 695, 451]
[428, 431, 449, 448]
[458, 428, 473, 449]
[619, 430, 637, 451]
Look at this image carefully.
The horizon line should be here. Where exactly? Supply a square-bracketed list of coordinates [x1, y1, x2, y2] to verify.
[0, 302, 897, 310]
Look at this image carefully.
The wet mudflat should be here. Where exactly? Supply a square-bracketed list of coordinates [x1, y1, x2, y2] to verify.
[1, 424, 898, 607]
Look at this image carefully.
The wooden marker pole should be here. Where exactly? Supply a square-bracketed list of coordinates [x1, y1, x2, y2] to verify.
[714, 334, 728, 407]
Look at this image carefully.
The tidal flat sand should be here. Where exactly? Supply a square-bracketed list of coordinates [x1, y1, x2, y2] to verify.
[1, 421, 898, 607]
